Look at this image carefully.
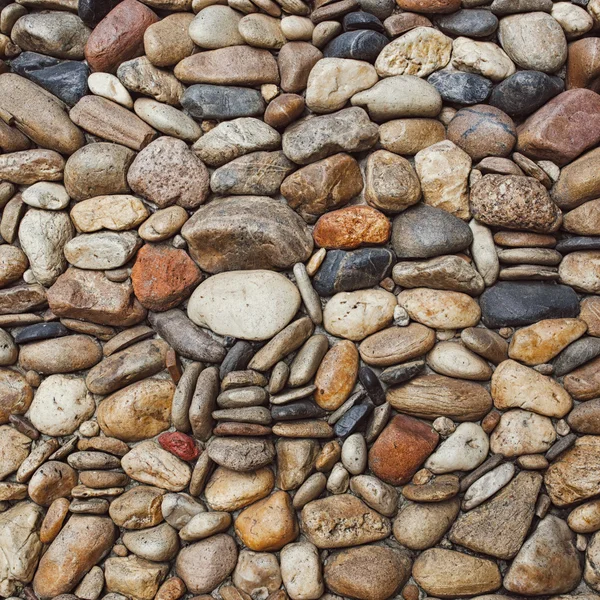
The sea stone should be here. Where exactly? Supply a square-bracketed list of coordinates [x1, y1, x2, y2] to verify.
[451, 37, 516, 81]
[0, 369, 33, 424]
[490, 409, 556, 456]
[427, 70, 492, 105]
[18, 335, 101, 374]
[181, 196, 313, 273]
[103, 556, 168, 600]
[369, 414, 438, 485]
[282, 107, 378, 165]
[205, 467, 274, 512]
[64, 231, 141, 271]
[323, 29, 389, 62]
[143, 13, 195, 67]
[187, 6, 243, 49]
[278, 41, 323, 93]
[300, 494, 391, 548]
[207, 437, 275, 472]
[559, 251, 600, 293]
[313, 340, 358, 410]
[563, 355, 600, 400]
[359, 324, 435, 367]
[187, 270, 300, 341]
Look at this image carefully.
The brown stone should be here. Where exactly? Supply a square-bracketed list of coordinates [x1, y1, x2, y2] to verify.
[313, 339, 358, 411]
[264, 94, 305, 129]
[40, 497, 70, 544]
[0, 151, 63, 187]
[84, 0, 159, 73]
[19, 335, 102, 374]
[581, 296, 600, 336]
[516, 89, 600, 166]
[0, 245, 28, 288]
[566, 37, 600, 92]
[564, 355, 600, 400]
[563, 198, 600, 235]
[359, 324, 435, 367]
[234, 491, 298, 551]
[109, 486, 165, 529]
[369, 415, 439, 485]
[47, 268, 147, 327]
[384, 13, 433, 37]
[131, 244, 202, 312]
[144, 13, 194, 67]
[402, 474, 460, 502]
[70, 96, 157, 151]
[0, 120, 31, 154]
[0, 368, 33, 424]
[175, 46, 279, 85]
[396, 0, 459, 11]
[552, 147, 600, 210]
[470, 174, 562, 233]
[447, 105, 516, 161]
[379, 118, 446, 156]
[280, 153, 363, 223]
[568, 398, 600, 434]
[28, 461, 78, 507]
[313, 206, 391, 249]
[461, 327, 509, 364]
[493, 231, 557, 247]
[0, 283, 47, 314]
[277, 42, 323, 93]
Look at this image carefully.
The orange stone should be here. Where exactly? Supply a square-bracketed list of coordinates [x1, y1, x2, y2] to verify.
[566, 37, 600, 92]
[131, 244, 202, 312]
[312, 206, 391, 249]
[234, 490, 298, 551]
[368, 414, 439, 485]
[314, 340, 359, 411]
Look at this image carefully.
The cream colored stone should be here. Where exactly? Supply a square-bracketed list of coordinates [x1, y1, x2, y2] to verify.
[134, 98, 202, 143]
[70, 195, 149, 232]
[88, 73, 133, 108]
[451, 37, 516, 81]
[490, 409, 556, 457]
[552, 2, 593, 38]
[427, 341, 493, 380]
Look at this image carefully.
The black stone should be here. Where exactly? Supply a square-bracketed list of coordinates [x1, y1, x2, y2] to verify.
[553, 337, 600, 377]
[271, 400, 326, 421]
[78, 0, 122, 26]
[489, 70, 564, 118]
[323, 30, 389, 63]
[333, 401, 373, 439]
[379, 360, 426, 385]
[392, 204, 473, 259]
[343, 11, 385, 32]
[181, 84, 265, 120]
[219, 341, 254, 379]
[480, 282, 580, 329]
[357, 0, 395, 20]
[10, 52, 89, 106]
[14, 322, 69, 345]
[556, 237, 600, 254]
[545, 433, 577, 461]
[435, 9, 498, 37]
[427, 70, 492, 105]
[358, 366, 386, 405]
[312, 248, 394, 296]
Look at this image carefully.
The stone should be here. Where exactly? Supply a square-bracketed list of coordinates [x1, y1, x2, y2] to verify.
[276, 438, 319, 489]
[0, 369, 33, 424]
[324, 545, 411, 600]
[182, 196, 312, 273]
[323, 289, 396, 340]
[0, 502, 44, 597]
[109, 486, 165, 529]
[0, 150, 64, 186]
[10, 52, 89, 106]
[359, 324, 434, 367]
[517, 89, 600, 166]
[555, 337, 600, 377]
[205, 467, 274, 512]
[504, 516, 581, 595]
[369, 415, 439, 484]
[84, 0, 159, 73]
[64, 231, 140, 271]
[425, 422, 488, 473]
[138, 206, 188, 242]
[436, 9, 497, 36]
[323, 29, 389, 62]
[182, 85, 264, 120]
[122, 441, 191, 491]
[175, 46, 279, 86]
[393, 498, 460, 550]
[300, 494, 390, 548]
[22, 182, 69, 211]
[64, 142, 134, 201]
[88, 72, 133, 108]
[281, 15, 314, 39]
[207, 437, 275, 472]
[413, 549, 501, 597]
[564, 355, 600, 400]
[428, 70, 492, 105]
[122, 523, 179, 562]
[235, 491, 298, 551]
[552, 2, 592, 38]
[568, 500, 600, 533]
[490, 409, 556, 456]
[143, 13, 194, 68]
[97, 378, 173, 441]
[0, 245, 28, 288]
[264, 94, 305, 129]
[379, 118, 445, 155]
[563, 200, 600, 235]
[281, 153, 363, 223]
[312, 340, 358, 410]
[427, 341, 492, 380]
[392, 204, 472, 258]
[498, 12, 567, 73]
[559, 251, 600, 293]
[176, 534, 237, 594]
[48, 269, 147, 327]
[188, 6, 243, 48]
[278, 41, 323, 93]
[280, 542, 323, 600]
[351, 75, 442, 120]
[232, 550, 281, 597]
[27, 460, 77, 507]
[33, 516, 116, 598]
[0, 425, 30, 480]
[28, 375, 94, 436]
[104, 556, 168, 600]
[307, 58, 378, 115]
[451, 37, 516, 81]
[239, 14, 285, 48]
[581, 297, 600, 337]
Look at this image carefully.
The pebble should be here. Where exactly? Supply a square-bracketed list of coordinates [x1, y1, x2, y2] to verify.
[451, 36, 516, 81]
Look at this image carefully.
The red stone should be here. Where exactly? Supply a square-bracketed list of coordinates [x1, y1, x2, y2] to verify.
[131, 244, 202, 312]
[158, 432, 200, 461]
[566, 37, 600, 92]
[368, 414, 439, 485]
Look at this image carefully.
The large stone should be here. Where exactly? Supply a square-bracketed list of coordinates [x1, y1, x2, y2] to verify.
[323, 29, 389, 62]
[559, 251, 600, 293]
[359, 324, 435, 367]
[187, 270, 300, 341]
[425, 422, 489, 473]
[143, 13, 194, 67]
[449, 472, 542, 559]
[64, 231, 141, 271]
[490, 409, 556, 456]
[104, 556, 168, 600]
[187, 6, 243, 49]
[18, 335, 101, 374]
[282, 107, 378, 164]
[451, 37, 516, 81]
[427, 69, 492, 105]
[205, 467, 274, 512]
[181, 196, 313, 273]
[207, 437, 275, 472]
[278, 41, 323, 93]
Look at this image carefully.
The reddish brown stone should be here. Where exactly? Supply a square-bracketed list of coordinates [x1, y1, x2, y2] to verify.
[84, 0, 158, 73]
[395, 0, 460, 13]
[384, 13, 433, 37]
[213, 423, 272, 436]
[264, 94, 305, 130]
[566, 37, 600, 92]
[314, 340, 359, 411]
[368, 414, 439, 485]
[278, 42, 323, 94]
[131, 244, 202, 312]
[313, 206, 391, 249]
[516, 89, 600, 166]
[158, 432, 200, 461]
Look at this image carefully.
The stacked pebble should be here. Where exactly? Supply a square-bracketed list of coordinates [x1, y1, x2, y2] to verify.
[2, 0, 600, 597]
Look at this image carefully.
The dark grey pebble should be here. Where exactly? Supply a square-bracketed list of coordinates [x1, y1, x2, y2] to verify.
[553, 337, 600, 377]
[14, 321, 69, 344]
[323, 30, 389, 62]
[379, 360, 426, 385]
[181, 85, 265, 120]
[556, 237, 600, 254]
[343, 11, 385, 32]
[435, 9, 498, 37]
[220, 341, 254, 379]
[333, 401, 373, 439]
[271, 400, 326, 421]
[427, 70, 492, 105]
[358, 366, 386, 405]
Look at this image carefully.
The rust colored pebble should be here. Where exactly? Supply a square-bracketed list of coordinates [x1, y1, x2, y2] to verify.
[84, 0, 159, 73]
[482, 410, 501, 434]
[166, 347, 182, 384]
[402, 583, 420, 600]
[313, 206, 391, 250]
[155, 577, 186, 600]
[39, 497, 70, 544]
[158, 431, 201, 461]
[264, 94, 306, 129]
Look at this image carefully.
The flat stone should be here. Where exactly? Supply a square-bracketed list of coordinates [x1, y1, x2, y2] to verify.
[19, 334, 101, 374]
[427, 341, 492, 380]
[461, 461, 515, 509]
[300, 494, 391, 548]
[323, 29, 389, 62]
[188, 6, 243, 48]
[182, 196, 312, 273]
[564, 355, 600, 400]
[0, 369, 33, 424]
[122, 523, 179, 563]
[436, 8, 498, 36]
[143, 13, 194, 68]
[379, 118, 445, 155]
[313, 340, 358, 410]
[559, 250, 600, 293]
[554, 337, 600, 377]
[104, 556, 168, 600]
[109, 486, 165, 529]
[283, 107, 378, 165]
[207, 437, 275, 472]
[359, 325, 434, 367]
[64, 231, 140, 271]
[182, 85, 264, 120]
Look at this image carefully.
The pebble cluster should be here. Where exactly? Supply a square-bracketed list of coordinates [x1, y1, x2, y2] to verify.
[2, 0, 600, 596]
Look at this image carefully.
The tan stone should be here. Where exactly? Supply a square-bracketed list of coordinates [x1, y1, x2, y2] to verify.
[451, 37, 516, 81]
[564, 355, 600, 400]
[70, 195, 149, 232]
[205, 467, 274, 512]
[359, 324, 435, 367]
[144, 13, 195, 67]
[379, 118, 446, 156]
[314, 340, 358, 410]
